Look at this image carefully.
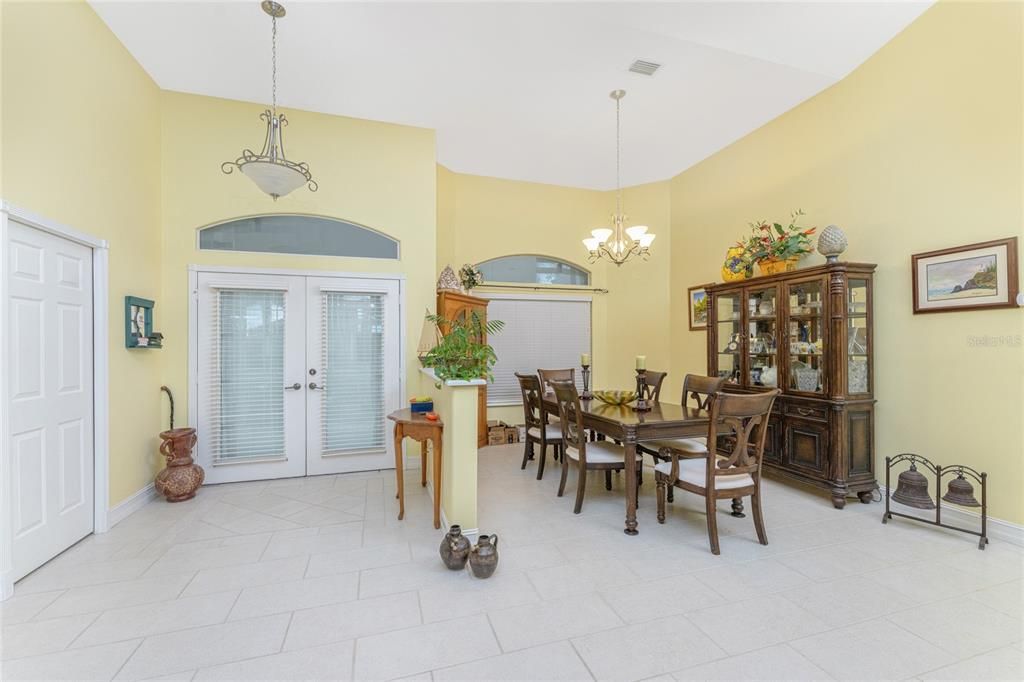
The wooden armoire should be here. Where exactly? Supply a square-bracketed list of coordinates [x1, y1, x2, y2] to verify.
[436, 290, 490, 448]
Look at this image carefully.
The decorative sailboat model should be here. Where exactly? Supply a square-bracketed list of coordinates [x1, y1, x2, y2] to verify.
[417, 310, 440, 366]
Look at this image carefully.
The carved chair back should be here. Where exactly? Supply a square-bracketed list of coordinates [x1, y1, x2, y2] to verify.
[681, 374, 727, 411]
[538, 368, 575, 393]
[515, 372, 545, 432]
[706, 389, 781, 480]
[639, 370, 668, 402]
[550, 379, 585, 460]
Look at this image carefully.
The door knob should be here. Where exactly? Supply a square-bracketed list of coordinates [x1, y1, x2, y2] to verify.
[285, 383, 302, 391]
[309, 382, 323, 390]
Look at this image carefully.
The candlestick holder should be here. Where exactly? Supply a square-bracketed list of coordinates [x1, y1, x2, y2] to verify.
[580, 364, 593, 400]
[633, 369, 652, 412]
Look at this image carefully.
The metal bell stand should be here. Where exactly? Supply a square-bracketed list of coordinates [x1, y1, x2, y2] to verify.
[882, 453, 989, 550]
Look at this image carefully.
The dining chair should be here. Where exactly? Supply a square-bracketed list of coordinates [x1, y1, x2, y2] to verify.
[550, 379, 643, 514]
[515, 372, 563, 480]
[638, 370, 668, 402]
[640, 374, 727, 471]
[537, 368, 575, 393]
[655, 388, 781, 555]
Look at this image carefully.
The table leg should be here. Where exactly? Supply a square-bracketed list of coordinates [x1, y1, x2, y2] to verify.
[393, 428, 405, 521]
[432, 434, 442, 530]
[624, 439, 639, 535]
[421, 444, 427, 488]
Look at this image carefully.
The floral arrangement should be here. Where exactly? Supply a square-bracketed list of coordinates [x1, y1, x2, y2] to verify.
[740, 210, 817, 263]
[459, 263, 483, 290]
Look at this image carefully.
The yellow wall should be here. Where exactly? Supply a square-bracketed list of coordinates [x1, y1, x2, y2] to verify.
[159, 91, 437, 428]
[667, 0, 1023, 522]
[436, 170, 676, 422]
[1, 0, 165, 505]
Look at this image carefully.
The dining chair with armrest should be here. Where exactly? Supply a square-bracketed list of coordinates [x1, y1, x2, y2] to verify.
[550, 379, 643, 514]
[515, 372, 563, 480]
[655, 388, 781, 554]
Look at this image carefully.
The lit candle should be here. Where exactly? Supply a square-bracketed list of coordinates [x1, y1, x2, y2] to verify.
[580, 353, 591, 366]
[635, 355, 646, 370]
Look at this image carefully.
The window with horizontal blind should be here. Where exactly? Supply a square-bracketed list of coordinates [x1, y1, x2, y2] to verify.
[210, 289, 287, 463]
[486, 297, 590, 406]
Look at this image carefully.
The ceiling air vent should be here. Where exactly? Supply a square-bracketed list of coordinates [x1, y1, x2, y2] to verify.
[629, 59, 661, 76]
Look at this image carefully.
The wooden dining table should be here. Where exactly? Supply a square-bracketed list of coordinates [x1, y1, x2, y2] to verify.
[541, 393, 711, 535]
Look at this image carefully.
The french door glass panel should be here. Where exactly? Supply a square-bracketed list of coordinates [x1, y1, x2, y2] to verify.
[306, 278, 399, 475]
[196, 273, 306, 483]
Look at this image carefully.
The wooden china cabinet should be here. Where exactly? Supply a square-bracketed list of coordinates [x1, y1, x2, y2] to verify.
[436, 290, 490, 448]
[706, 262, 877, 508]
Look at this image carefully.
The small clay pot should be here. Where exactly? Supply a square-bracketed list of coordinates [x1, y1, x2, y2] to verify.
[439, 525, 471, 570]
[469, 534, 499, 579]
[155, 428, 204, 502]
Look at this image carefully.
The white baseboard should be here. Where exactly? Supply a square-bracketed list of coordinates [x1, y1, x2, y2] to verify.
[438, 505, 478, 542]
[107, 483, 158, 528]
[881, 486, 1023, 547]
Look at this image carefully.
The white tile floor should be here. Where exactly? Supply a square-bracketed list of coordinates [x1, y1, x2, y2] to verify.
[2, 443, 1022, 681]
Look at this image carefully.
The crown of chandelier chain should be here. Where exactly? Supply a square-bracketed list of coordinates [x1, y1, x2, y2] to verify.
[615, 91, 622, 218]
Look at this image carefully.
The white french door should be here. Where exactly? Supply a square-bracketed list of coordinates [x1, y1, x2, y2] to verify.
[7, 221, 94, 581]
[194, 272, 400, 484]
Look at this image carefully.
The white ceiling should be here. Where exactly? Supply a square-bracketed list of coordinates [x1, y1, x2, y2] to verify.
[90, 1, 932, 190]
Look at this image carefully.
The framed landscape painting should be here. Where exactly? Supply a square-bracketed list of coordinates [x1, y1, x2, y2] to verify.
[912, 237, 1018, 313]
[688, 285, 709, 330]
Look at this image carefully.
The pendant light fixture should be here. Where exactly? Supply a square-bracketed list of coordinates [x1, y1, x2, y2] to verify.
[221, 1, 317, 200]
[583, 90, 654, 266]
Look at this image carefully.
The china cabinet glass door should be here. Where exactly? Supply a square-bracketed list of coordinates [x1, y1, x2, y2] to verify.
[786, 279, 825, 394]
[847, 278, 870, 394]
[746, 285, 779, 388]
[715, 291, 742, 385]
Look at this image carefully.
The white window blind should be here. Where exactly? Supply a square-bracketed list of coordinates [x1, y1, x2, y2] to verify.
[321, 292, 386, 454]
[209, 289, 287, 464]
[486, 297, 590, 406]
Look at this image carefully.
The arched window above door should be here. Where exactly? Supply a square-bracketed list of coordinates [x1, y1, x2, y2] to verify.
[198, 214, 399, 259]
[476, 254, 590, 286]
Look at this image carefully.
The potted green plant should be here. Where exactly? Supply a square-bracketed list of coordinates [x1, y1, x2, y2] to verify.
[422, 311, 504, 385]
[741, 209, 817, 275]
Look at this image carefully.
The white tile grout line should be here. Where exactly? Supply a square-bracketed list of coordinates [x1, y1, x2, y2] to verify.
[567, 637, 600, 681]
[111, 637, 146, 681]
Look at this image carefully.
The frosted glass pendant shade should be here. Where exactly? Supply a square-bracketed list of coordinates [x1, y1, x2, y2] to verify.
[241, 161, 309, 200]
[625, 225, 648, 240]
[638, 233, 656, 248]
[583, 237, 601, 251]
[592, 228, 613, 243]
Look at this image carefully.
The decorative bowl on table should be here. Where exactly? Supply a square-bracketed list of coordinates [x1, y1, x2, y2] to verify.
[592, 390, 637, 405]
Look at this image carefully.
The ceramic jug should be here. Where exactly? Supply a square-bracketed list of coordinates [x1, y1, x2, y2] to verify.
[469, 534, 499, 579]
[439, 525, 471, 570]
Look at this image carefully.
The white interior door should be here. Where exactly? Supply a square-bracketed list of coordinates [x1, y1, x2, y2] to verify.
[7, 221, 94, 581]
[305, 277, 400, 475]
[195, 273, 307, 484]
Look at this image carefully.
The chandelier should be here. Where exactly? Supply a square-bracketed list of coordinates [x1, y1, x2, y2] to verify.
[583, 90, 654, 266]
[221, 1, 317, 200]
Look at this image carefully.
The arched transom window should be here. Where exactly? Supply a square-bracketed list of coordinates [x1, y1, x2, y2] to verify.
[198, 214, 399, 259]
[476, 254, 590, 286]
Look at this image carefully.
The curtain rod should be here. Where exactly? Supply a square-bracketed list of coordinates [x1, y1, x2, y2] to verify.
[475, 283, 609, 294]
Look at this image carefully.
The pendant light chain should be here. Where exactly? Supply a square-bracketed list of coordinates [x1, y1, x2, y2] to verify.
[615, 94, 622, 218]
[271, 13, 277, 118]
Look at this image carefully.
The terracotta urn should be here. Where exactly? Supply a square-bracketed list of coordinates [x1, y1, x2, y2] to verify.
[155, 427, 204, 502]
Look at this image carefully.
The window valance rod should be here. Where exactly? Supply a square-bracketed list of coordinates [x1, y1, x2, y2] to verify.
[474, 283, 609, 294]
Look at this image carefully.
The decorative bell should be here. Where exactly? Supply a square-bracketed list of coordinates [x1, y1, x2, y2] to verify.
[891, 463, 935, 509]
[942, 473, 981, 507]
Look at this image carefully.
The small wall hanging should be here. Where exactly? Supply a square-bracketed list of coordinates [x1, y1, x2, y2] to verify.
[125, 296, 162, 348]
[911, 237, 1018, 313]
